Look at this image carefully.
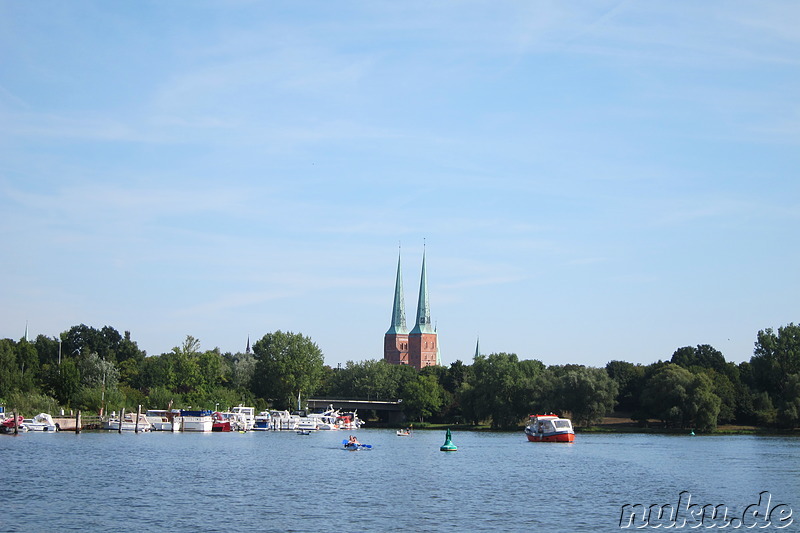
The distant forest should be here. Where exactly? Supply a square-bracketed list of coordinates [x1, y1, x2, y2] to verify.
[2, 323, 799, 431]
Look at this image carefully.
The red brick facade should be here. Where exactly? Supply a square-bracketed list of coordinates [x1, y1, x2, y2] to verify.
[408, 332, 437, 369]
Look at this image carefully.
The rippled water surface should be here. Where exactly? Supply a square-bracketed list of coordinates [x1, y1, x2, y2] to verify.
[2, 429, 798, 532]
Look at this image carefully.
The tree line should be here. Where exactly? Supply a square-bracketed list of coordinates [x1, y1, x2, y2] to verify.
[2, 323, 799, 431]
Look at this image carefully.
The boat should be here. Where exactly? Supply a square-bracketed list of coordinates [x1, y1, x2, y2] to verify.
[337, 411, 364, 430]
[1, 414, 26, 434]
[295, 417, 319, 431]
[524, 414, 575, 443]
[104, 412, 151, 432]
[212, 411, 232, 432]
[252, 410, 272, 431]
[180, 410, 213, 432]
[306, 406, 340, 430]
[269, 410, 300, 431]
[145, 409, 181, 431]
[231, 406, 256, 430]
[396, 429, 411, 436]
[21, 413, 58, 432]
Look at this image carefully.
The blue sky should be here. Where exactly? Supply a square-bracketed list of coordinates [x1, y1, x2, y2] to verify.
[2, 1, 798, 368]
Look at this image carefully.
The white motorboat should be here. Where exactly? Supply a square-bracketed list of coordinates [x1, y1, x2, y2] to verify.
[104, 412, 151, 432]
[145, 409, 181, 431]
[180, 410, 213, 432]
[231, 406, 256, 430]
[21, 413, 58, 432]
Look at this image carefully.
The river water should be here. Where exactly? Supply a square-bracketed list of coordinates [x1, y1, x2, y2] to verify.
[2, 429, 797, 532]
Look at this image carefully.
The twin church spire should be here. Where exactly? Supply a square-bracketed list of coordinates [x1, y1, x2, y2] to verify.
[384, 247, 438, 369]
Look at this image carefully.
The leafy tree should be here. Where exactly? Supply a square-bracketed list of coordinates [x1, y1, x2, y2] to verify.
[0, 339, 21, 399]
[53, 358, 81, 406]
[326, 359, 415, 400]
[197, 349, 227, 392]
[226, 352, 256, 391]
[78, 352, 119, 390]
[171, 350, 203, 394]
[33, 335, 60, 367]
[402, 373, 444, 422]
[671, 345, 727, 374]
[605, 360, 646, 413]
[146, 386, 182, 411]
[16, 340, 39, 392]
[464, 353, 533, 429]
[251, 331, 324, 409]
[553, 366, 618, 427]
[752, 391, 777, 425]
[136, 355, 169, 390]
[751, 324, 800, 400]
[777, 373, 800, 428]
[639, 364, 721, 430]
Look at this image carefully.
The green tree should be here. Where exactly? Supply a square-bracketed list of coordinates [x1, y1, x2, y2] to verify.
[553, 366, 618, 427]
[777, 373, 800, 428]
[401, 373, 444, 422]
[464, 353, 533, 429]
[197, 349, 227, 393]
[605, 360, 646, 413]
[16, 340, 39, 392]
[0, 339, 21, 399]
[227, 352, 256, 391]
[53, 358, 81, 406]
[751, 324, 800, 401]
[639, 364, 721, 430]
[251, 331, 325, 409]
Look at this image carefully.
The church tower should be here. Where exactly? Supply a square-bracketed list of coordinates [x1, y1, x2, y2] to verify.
[408, 249, 438, 369]
[384, 251, 409, 365]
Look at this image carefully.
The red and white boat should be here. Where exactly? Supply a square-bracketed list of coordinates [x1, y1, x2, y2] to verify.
[212, 411, 232, 432]
[524, 414, 575, 443]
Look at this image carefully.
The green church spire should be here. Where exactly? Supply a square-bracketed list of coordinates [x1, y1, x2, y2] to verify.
[386, 250, 407, 335]
[410, 248, 434, 334]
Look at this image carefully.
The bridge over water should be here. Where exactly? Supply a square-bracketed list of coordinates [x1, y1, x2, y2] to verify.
[307, 398, 405, 422]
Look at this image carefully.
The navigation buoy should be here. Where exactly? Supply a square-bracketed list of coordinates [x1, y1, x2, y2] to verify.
[440, 428, 457, 452]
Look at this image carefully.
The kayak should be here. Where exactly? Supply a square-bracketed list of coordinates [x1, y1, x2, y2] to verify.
[342, 439, 371, 450]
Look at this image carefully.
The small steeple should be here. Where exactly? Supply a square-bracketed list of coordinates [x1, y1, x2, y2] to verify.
[410, 247, 434, 335]
[475, 336, 481, 359]
[386, 249, 407, 335]
[246, 335, 251, 354]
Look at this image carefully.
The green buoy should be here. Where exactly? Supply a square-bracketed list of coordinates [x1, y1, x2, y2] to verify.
[440, 428, 457, 452]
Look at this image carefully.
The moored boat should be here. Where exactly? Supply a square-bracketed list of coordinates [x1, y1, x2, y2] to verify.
[21, 413, 58, 432]
[337, 411, 364, 430]
[104, 412, 151, 432]
[180, 410, 213, 432]
[231, 406, 255, 430]
[1, 414, 26, 434]
[524, 414, 574, 443]
[252, 410, 272, 431]
[145, 409, 181, 431]
[212, 411, 232, 432]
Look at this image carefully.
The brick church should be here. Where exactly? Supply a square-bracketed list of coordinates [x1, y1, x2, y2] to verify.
[383, 249, 440, 369]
